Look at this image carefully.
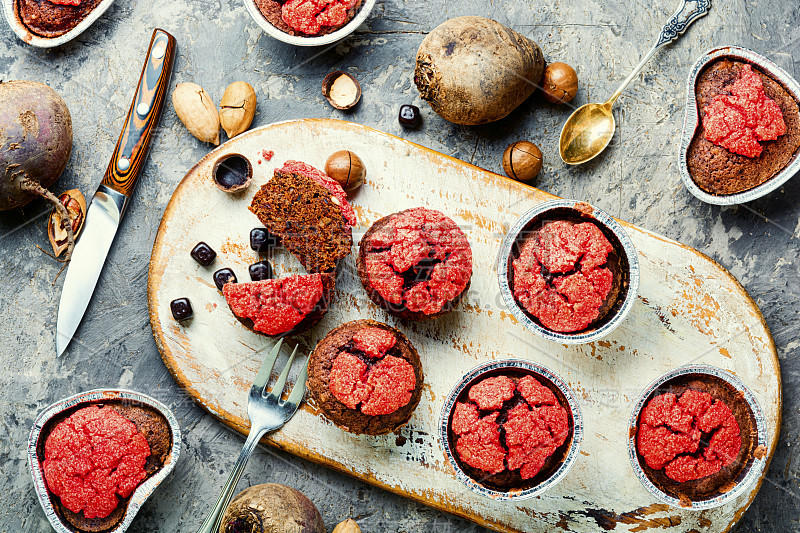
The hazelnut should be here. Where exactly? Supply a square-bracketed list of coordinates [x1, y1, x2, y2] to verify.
[333, 518, 361, 533]
[325, 150, 366, 194]
[541, 62, 578, 104]
[48, 189, 86, 257]
[219, 81, 257, 138]
[502, 141, 542, 182]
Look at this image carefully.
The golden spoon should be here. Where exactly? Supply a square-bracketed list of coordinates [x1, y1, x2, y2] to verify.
[559, 0, 711, 165]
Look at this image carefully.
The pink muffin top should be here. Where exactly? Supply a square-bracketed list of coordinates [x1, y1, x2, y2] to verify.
[512, 220, 614, 332]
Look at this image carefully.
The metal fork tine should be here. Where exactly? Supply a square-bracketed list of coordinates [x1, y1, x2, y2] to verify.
[285, 360, 308, 407]
[270, 344, 299, 398]
[251, 339, 284, 392]
[198, 339, 309, 533]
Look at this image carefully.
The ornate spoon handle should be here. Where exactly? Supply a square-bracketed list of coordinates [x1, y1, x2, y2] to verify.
[607, 0, 711, 105]
[656, 0, 712, 48]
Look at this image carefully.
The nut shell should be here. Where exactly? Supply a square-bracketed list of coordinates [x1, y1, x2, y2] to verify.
[48, 189, 85, 257]
[212, 153, 253, 193]
[333, 518, 362, 533]
[322, 71, 361, 110]
[325, 150, 366, 194]
[541, 62, 578, 104]
[219, 81, 257, 138]
[172, 82, 220, 145]
[503, 141, 543, 182]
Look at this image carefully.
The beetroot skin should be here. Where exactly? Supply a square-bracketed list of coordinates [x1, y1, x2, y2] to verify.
[0, 80, 73, 210]
[0, 80, 75, 265]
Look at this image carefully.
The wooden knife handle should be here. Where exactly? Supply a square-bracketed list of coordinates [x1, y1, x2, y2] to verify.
[101, 29, 176, 197]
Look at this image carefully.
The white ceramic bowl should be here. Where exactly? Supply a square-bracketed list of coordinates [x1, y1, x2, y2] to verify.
[243, 0, 375, 47]
[628, 365, 767, 510]
[440, 359, 583, 501]
[497, 199, 640, 345]
[28, 389, 181, 533]
[3, 0, 115, 48]
[679, 46, 800, 205]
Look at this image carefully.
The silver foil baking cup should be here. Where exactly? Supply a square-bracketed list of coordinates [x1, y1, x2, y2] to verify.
[439, 359, 583, 501]
[497, 199, 640, 345]
[3, 0, 115, 48]
[627, 365, 767, 510]
[28, 389, 182, 533]
[679, 45, 800, 205]
[243, 0, 376, 47]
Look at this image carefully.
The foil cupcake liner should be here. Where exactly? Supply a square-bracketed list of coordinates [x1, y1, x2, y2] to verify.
[679, 46, 800, 205]
[627, 365, 768, 510]
[439, 359, 583, 501]
[243, 0, 376, 47]
[28, 389, 182, 533]
[497, 199, 640, 344]
[2, 0, 116, 48]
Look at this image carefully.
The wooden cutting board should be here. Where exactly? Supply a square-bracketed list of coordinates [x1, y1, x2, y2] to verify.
[147, 119, 780, 533]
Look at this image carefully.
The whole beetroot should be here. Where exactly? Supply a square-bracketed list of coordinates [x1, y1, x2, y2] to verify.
[0, 80, 75, 261]
[415, 17, 545, 125]
[219, 484, 325, 533]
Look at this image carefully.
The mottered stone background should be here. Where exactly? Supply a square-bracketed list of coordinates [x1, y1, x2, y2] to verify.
[1, 0, 799, 531]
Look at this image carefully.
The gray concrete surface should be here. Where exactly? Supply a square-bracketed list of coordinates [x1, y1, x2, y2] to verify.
[1, 0, 799, 531]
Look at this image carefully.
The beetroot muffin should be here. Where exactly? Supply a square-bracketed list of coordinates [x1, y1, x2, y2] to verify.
[445, 369, 574, 492]
[509, 204, 630, 335]
[253, 0, 363, 37]
[249, 161, 355, 274]
[687, 59, 800, 195]
[15, 0, 103, 38]
[357, 208, 473, 320]
[633, 372, 759, 505]
[307, 320, 424, 435]
[37, 402, 172, 533]
[223, 273, 335, 337]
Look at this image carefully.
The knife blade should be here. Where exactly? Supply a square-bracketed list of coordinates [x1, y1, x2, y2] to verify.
[56, 29, 176, 357]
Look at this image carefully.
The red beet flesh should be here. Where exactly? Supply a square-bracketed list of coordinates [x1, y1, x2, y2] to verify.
[223, 273, 325, 336]
[362, 207, 472, 316]
[703, 64, 786, 158]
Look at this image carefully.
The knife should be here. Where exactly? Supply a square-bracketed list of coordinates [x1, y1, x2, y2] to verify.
[56, 29, 176, 357]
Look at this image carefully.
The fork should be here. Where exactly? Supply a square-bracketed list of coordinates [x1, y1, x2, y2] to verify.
[196, 339, 308, 533]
